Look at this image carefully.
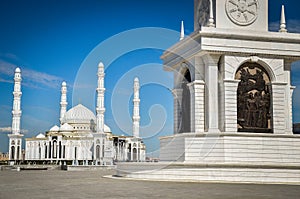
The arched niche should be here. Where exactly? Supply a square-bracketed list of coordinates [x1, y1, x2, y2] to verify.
[179, 68, 192, 133]
[235, 62, 273, 133]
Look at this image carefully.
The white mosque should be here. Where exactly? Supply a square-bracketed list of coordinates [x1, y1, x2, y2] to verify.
[8, 62, 146, 165]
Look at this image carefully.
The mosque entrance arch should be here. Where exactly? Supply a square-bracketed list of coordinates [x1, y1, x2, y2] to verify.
[179, 68, 192, 133]
[235, 62, 273, 133]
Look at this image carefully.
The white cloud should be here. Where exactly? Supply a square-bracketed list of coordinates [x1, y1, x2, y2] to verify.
[269, 19, 300, 33]
[0, 77, 13, 84]
[0, 59, 64, 89]
[0, 127, 29, 134]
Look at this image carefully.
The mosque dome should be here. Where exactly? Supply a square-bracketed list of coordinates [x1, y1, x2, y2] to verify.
[104, 124, 111, 133]
[61, 104, 112, 133]
[60, 123, 74, 132]
[15, 67, 21, 73]
[49, 125, 59, 132]
[36, 133, 45, 138]
[62, 104, 96, 124]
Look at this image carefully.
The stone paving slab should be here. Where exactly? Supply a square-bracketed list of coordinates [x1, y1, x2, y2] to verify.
[0, 170, 300, 199]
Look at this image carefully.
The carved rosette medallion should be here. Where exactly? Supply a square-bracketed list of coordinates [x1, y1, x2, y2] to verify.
[226, 0, 259, 26]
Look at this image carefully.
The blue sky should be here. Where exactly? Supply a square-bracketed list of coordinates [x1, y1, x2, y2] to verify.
[0, 0, 300, 155]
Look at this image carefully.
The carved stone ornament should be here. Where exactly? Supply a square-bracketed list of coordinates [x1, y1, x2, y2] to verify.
[226, 0, 259, 26]
[235, 62, 273, 133]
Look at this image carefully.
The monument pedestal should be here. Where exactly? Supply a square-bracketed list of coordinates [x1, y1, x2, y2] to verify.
[116, 132, 300, 184]
[160, 133, 300, 166]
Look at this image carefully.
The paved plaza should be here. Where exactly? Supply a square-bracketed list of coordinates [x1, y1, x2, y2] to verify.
[0, 170, 300, 199]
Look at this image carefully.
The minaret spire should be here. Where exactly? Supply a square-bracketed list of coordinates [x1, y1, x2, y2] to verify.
[180, 21, 185, 41]
[208, 0, 215, 27]
[279, 5, 287, 33]
[60, 81, 68, 124]
[133, 77, 140, 138]
[8, 67, 24, 163]
[96, 62, 106, 133]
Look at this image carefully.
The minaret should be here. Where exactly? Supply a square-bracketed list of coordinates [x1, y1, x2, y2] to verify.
[8, 67, 24, 163]
[11, 68, 22, 135]
[132, 77, 140, 138]
[96, 62, 106, 133]
[60, 81, 67, 125]
[279, 5, 287, 33]
[180, 21, 185, 41]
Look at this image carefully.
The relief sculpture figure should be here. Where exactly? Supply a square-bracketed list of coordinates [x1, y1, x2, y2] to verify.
[236, 63, 272, 133]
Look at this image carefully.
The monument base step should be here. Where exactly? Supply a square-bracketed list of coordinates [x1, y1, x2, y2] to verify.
[116, 162, 300, 185]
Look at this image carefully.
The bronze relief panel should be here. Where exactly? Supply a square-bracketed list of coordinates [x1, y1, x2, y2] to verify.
[235, 63, 273, 133]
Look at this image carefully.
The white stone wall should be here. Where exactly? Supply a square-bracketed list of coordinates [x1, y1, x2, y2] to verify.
[160, 135, 185, 162]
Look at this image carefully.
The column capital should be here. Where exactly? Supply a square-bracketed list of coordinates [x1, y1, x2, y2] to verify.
[202, 54, 222, 66]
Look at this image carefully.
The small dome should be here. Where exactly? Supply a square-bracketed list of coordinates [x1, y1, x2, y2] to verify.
[104, 124, 111, 133]
[62, 104, 96, 124]
[49, 125, 60, 132]
[15, 67, 21, 73]
[62, 81, 67, 86]
[134, 77, 139, 82]
[60, 123, 74, 132]
[36, 133, 45, 138]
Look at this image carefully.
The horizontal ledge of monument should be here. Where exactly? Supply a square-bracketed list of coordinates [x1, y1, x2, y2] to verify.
[199, 27, 300, 43]
[199, 34, 300, 57]
[159, 132, 300, 140]
[201, 45, 300, 59]
[126, 161, 300, 170]
[162, 26, 300, 59]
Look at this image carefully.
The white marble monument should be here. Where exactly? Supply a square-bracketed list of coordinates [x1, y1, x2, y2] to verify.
[117, 0, 300, 184]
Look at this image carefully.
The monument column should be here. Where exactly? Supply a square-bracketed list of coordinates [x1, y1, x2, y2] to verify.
[204, 54, 221, 133]
[289, 86, 296, 133]
[272, 82, 287, 134]
[188, 80, 205, 133]
[172, 89, 183, 134]
[223, 79, 240, 132]
[284, 60, 295, 134]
